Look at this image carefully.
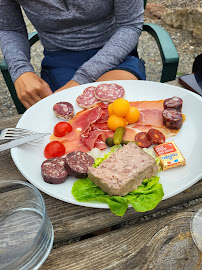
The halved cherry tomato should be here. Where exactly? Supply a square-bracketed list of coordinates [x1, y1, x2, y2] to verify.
[44, 141, 65, 159]
[53, 122, 72, 137]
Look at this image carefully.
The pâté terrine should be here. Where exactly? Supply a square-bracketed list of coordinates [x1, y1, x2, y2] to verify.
[88, 142, 158, 196]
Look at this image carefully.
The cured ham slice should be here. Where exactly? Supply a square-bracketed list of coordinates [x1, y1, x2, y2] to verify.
[136, 109, 164, 127]
[49, 99, 181, 155]
[130, 100, 164, 110]
[69, 106, 102, 133]
[50, 106, 103, 154]
[130, 100, 165, 128]
[123, 124, 179, 142]
[74, 142, 90, 153]
[51, 106, 102, 142]
[94, 138, 107, 150]
[50, 134, 89, 155]
[50, 103, 114, 154]
[81, 131, 106, 151]
[81, 129, 114, 151]
[123, 126, 138, 141]
[92, 122, 110, 131]
[129, 101, 143, 108]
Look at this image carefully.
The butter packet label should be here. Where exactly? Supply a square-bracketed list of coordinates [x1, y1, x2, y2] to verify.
[153, 141, 186, 171]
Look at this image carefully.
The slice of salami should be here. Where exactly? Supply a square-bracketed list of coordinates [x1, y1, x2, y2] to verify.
[53, 102, 74, 120]
[163, 96, 183, 112]
[76, 86, 100, 108]
[41, 157, 68, 184]
[95, 83, 125, 102]
[162, 108, 183, 130]
[135, 132, 152, 148]
[147, 129, 165, 145]
[65, 151, 94, 178]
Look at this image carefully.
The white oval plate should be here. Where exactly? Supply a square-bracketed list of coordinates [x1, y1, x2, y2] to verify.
[11, 80, 202, 208]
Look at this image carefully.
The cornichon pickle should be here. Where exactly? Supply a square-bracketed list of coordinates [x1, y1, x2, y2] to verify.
[113, 127, 126, 145]
[105, 137, 115, 147]
[121, 140, 130, 145]
[121, 140, 138, 145]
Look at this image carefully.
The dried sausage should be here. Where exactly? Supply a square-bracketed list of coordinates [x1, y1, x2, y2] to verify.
[147, 129, 165, 145]
[163, 96, 183, 112]
[76, 86, 100, 108]
[41, 157, 68, 184]
[95, 83, 125, 102]
[162, 108, 183, 130]
[135, 132, 152, 148]
[53, 101, 74, 120]
[65, 151, 94, 178]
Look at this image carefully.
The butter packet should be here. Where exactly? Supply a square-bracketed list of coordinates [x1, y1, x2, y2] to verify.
[153, 141, 186, 171]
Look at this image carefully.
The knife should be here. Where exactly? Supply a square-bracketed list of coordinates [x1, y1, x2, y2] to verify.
[0, 132, 50, 152]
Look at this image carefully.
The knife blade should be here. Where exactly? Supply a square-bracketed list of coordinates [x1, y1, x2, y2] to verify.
[0, 132, 50, 152]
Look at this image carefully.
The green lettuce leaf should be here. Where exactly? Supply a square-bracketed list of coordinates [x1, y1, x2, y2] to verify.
[72, 176, 164, 217]
[126, 177, 164, 212]
[93, 144, 122, 168]
[72, 178, 107, 201]
[107, 196, 128, 216]
[72, 145, 164, 216]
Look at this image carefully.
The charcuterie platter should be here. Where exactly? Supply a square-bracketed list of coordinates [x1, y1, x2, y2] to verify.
[11, 80, 202, 209]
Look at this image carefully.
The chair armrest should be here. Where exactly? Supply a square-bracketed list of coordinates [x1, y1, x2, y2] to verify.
[28, 31, 39, 46]
[0, 59, 7, 71]
[143, 23, 179, 82]
[0, 31, 39, 71]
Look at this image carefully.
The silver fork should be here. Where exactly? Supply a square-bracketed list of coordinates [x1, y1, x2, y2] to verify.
[0, 128, 37, 140]
[0, 128, 48, 144]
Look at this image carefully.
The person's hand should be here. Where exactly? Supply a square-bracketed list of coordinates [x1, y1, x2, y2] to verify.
[14, 72, 53, 109]
[55, 80, 80, 92]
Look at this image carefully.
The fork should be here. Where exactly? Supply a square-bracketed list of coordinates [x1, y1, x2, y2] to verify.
[0, 128, 37, 140]
[0, 128, 48, 145]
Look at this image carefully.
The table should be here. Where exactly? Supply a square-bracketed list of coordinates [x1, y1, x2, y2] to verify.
[1, 81, 202, 269]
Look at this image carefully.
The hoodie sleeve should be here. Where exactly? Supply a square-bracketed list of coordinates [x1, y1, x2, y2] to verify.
[0, 0, 35, 83]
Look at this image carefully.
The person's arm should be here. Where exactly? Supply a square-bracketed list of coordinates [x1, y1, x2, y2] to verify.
[55, 80, 80, 92]
[0, 0, 34, 82]
[71, 0, 144, 85]
[0, 0, 52, 108]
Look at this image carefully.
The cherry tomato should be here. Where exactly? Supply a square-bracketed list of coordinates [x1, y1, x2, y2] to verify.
[44, 141, 65, 159]
[53, 122, 72, 137]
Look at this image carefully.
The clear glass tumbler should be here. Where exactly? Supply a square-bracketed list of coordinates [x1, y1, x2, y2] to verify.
[190, 207, 202, 252]
[0, 180, 54, 270]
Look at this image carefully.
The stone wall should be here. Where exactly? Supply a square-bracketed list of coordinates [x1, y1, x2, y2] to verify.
[162, 8, 202, 40]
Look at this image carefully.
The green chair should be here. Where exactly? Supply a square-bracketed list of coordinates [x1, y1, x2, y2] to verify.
[0, 32, 39, 114]
[0, 1, 179, 114]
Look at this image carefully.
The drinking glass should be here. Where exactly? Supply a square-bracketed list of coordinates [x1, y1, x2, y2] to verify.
[0, 180, 54, 270]
[190, 207, 202, 252]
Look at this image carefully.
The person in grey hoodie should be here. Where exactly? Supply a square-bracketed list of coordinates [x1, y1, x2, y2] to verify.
[0, 0, 145, 109]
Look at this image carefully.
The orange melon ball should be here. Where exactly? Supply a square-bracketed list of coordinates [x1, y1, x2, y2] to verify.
[108, 103, 113, 116]
[107, 114, 125, 131]
[112, 98, 130, 117]
[126, 107, 140, 124]
[123, 118, 128, 127]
